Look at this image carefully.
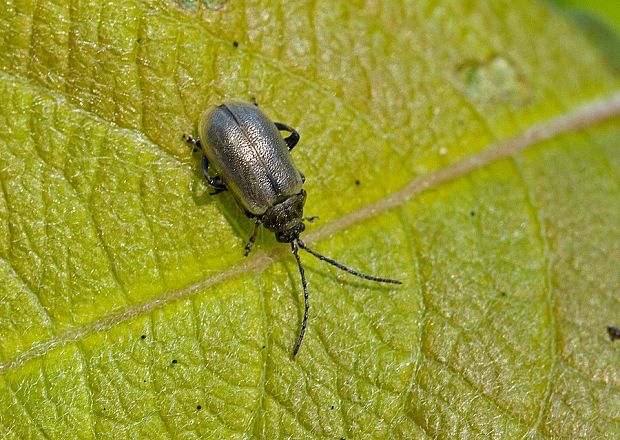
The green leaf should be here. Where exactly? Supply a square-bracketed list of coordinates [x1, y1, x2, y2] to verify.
[549, 0, 620, 35]
[1, 0, 619, 438]
[548, 0, 620, 72]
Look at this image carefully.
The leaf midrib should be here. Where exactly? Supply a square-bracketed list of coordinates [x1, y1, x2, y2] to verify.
[1, 91, 619, 375]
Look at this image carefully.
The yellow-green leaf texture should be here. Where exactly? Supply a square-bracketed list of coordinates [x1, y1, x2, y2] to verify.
[1, 0, 619, 438]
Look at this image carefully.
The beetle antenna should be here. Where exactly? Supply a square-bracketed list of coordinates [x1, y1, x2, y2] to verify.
[291, 241, 309, 356]
[296, 239, 402, 284]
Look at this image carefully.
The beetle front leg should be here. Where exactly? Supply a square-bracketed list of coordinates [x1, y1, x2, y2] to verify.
[201, 154, 228, 194]
[274, 122, 300, 150]
[244, 219, 262, 256]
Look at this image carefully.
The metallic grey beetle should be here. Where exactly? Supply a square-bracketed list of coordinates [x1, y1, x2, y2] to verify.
[184, 101, 401, 355]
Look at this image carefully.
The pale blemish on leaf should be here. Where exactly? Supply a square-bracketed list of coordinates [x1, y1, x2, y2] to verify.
[456, 56, 532, 106]
[175, 0, 227, 12]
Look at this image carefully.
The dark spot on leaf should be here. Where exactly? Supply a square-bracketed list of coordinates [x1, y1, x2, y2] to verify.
[141, 334, 146, 340]
[172, 359, 178, 364]
[331, 405, 334, 409]
[470, 210, 476, 217]
[136, 38, 141, 43]
[233, 41, 239, 48]
[500, 291, 506, 297]
[262, 345, 266, 349]
[355, 179, 360, 186]
[607, 326, 620, 341]
[197, 405, 202, 410]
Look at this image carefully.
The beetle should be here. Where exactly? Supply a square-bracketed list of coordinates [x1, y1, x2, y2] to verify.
[184, 101, 401, 355]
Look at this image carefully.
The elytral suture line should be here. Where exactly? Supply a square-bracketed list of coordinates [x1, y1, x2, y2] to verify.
[2, 92, 620, 374]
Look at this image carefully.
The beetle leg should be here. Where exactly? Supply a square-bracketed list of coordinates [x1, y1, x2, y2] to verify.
[183, 134, 201, 152]
[303, 215, 319, 223]
[274, 122, 300, 150]
[244, 219, 262, 256]
[201, 154, 228, 194]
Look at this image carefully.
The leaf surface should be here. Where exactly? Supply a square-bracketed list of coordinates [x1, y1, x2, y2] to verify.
[0, 0, 619, 438]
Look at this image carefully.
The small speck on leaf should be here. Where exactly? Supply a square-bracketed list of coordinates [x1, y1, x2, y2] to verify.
[470, 210, 476, 217]
[607, 326, 620, 341]
[197, 405, 202, 410]
[141, 335, 146, 340]
[233, 41, 239, 48]
[172, 359, 178, 364]
[355, 179, 361, 186]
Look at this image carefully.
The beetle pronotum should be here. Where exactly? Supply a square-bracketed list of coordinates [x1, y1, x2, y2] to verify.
[184, 101, 401, 355]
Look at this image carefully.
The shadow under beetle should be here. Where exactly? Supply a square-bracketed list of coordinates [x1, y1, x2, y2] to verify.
[184, 101, 401, 355]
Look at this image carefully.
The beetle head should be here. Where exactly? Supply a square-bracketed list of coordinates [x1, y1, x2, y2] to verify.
[263, 190, 306, 243]
[275, 222, 305, 243]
